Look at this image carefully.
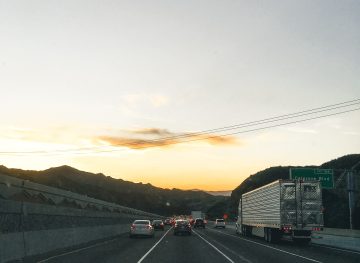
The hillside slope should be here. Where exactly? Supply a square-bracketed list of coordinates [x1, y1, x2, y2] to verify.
[0, 165, 225, 216]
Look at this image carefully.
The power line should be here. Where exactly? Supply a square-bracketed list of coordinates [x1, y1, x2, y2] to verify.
[1, 99, 359, 155]
[76, 106, 360, 154]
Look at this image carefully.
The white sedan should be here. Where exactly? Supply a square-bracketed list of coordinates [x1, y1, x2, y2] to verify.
[129, 220, 155, 238]
[214, 219, 226, 228]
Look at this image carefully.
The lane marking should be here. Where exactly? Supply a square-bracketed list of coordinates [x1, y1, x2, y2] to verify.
[208, 228, 322, 263]
[137, 227, 172, 263]
[311, 243, 360, 255]
[195, 230, 252, 263]
[193, 230, 235, 263]
[39, 237, 120, 262]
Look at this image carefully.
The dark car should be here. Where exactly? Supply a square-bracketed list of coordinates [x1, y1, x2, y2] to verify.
[164, 218, 172, 225]
[193, 218, 205, 229]
[152, 220, 165, 230]
[173, 220, 191, 235]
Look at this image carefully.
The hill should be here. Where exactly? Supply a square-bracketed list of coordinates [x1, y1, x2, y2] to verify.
[227, 154, 360, 229]
[0, 165, 225, 216]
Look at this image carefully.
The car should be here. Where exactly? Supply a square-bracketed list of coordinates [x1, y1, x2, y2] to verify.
[214, 219, 226, 228]
[164, 218, 172, 225]
[152, 220, 165, 230]
[129, 220, 154, 238]
[173, 219, 192, 235]
[193, 218, 205, 229]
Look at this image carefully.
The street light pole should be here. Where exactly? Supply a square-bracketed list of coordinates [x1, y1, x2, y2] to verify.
[347, 170, 355, 229]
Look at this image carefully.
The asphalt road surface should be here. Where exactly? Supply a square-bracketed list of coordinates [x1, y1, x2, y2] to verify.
[33, 223, 360, 263]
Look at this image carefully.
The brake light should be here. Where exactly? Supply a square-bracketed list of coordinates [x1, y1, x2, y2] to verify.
[282, 225, 292, 233]
[147, 225, 152, 229]
[161, 223, 164, 226]
[131, 224, 136, 229]
[312, 227, 322, 231]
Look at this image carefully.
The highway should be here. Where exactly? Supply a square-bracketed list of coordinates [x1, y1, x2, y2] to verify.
[33, 223, 360, 263]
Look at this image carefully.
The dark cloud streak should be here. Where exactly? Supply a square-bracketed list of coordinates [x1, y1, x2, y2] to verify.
[97, 128, 238, 150]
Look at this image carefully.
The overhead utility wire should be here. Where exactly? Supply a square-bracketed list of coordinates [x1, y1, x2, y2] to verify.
[74, 106, 360, 154]
[68, 101, 360, 154]
[1, 99, 359, 155]
[58, 98, 360, 152]
[4, 103, 360, 155]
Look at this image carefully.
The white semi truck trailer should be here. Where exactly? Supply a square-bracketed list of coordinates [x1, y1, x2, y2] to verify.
[236, 179, 323, 244]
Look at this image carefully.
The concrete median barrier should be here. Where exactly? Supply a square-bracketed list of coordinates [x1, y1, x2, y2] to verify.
[0, 173, 161, 263]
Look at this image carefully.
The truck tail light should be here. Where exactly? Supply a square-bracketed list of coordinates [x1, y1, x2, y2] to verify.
[312, 227, 322, 231]
[282, 225, 292, 233]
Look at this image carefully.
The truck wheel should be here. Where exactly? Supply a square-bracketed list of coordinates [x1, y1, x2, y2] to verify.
[268, 228, 272, 243]
[243, 226, 247, 236]
[264, 228, 268, 242]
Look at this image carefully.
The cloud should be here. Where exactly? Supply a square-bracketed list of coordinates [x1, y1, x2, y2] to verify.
[131, 128, 174, 136]
[96, 128, 238, 150]
[97, 136, 176, 149]
[196, 134, 237, 145]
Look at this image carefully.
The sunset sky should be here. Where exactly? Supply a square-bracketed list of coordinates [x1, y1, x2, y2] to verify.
[1, 0, 359, 191]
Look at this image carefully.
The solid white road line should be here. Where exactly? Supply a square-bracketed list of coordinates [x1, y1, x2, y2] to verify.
[137, 227, 173, 263]
[193, 230, 235, 263]
[209, 228, 322, 263]
[39, 237, 119, 263]
[195, 230, 252, 263]
[311, 243, 360, 255]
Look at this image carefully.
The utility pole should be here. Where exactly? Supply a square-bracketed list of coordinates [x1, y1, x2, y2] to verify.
[347, 170, 355, 229]
[348, 160, 360, 230]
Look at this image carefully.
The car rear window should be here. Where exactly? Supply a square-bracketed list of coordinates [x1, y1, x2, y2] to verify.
[134, 220, 150, 224]
[176, 220, 188, 225]
[216, 219, 224, 222]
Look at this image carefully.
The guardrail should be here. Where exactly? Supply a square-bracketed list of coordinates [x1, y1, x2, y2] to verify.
[0, 173, 158, 217]
[0, 173, 162, 262]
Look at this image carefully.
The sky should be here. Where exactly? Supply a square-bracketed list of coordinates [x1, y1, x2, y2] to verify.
[0, 0, 359, 191]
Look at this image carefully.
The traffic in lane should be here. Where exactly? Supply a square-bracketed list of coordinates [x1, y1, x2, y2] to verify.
[204, 221, 360, 263]
[34, 222, 360, 263]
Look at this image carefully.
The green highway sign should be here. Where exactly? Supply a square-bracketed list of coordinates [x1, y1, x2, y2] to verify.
[290, 168, 334, 189]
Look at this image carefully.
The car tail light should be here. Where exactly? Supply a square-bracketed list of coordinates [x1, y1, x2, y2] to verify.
[131, 224, 136, 229]
[312, 227, 322, 231]
[282, 225, 292, 233]
[161, 223, 164, 226]
[147, 225, 152, 229]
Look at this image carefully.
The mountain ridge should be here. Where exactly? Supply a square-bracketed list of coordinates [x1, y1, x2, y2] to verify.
[0, 164, 226, 216]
